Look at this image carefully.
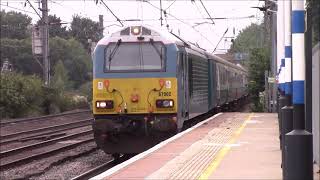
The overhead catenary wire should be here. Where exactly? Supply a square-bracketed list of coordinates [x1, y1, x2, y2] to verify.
[25, 0, 42, 19]
[198, 0, 215, 25]
[103, 15, 255, 23]
[164, 0, 176, 10]
[213, 28, 229, 53]
[48, 0, 79, 14]
[143, 1, 216, 48]
[99, 0, 124, 27]
[0, 3, 38, 16]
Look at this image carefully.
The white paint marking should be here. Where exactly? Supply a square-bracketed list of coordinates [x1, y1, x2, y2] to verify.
[246, 120, 263, 124]
[203, 143, 242, 147]
[90, 113, 223, 180]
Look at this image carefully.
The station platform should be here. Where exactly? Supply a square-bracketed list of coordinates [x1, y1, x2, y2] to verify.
[91, 112, 319, 179]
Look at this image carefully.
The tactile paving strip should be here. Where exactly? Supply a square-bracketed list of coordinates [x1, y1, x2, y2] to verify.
[146, 113, 250, 180]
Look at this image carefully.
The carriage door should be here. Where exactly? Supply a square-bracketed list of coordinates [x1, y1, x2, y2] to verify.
[180, 52, 189, 119]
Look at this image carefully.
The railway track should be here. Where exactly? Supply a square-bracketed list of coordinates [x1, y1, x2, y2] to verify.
[0, 130, 94, 170]
[0, 109, 91, 126]
[0, 118, 93, 145]
[71, 155, 133, 180]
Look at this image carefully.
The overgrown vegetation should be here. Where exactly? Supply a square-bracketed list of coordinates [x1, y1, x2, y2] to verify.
[0, 73, 86, 119]
[247, 48, 270, 112]
[0, 10, 97, 119]
[229, 23, 270, 112]
[307, 0, 320, 46]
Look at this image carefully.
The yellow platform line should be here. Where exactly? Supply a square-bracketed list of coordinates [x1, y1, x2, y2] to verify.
[198, 113, 254, 180]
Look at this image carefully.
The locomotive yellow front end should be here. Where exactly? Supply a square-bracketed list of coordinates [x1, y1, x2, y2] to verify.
[93, 78, 177, 115]
[92, 26, 179, 154]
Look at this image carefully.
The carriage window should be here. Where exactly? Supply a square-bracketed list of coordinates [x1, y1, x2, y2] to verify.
[105, 42, 165, 72]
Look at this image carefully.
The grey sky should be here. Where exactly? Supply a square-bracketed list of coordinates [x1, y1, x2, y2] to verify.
[1, 0, 264, 53]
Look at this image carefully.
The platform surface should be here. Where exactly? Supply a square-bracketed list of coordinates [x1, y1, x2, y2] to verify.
[91, 112, 319, 179]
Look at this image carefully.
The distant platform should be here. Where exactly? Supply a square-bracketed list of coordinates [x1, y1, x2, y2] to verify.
[91, 112, 319, 179]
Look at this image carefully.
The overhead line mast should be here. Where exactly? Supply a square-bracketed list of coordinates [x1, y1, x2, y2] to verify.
[160, 0, 163, 26]
[41, 0, 50, 86]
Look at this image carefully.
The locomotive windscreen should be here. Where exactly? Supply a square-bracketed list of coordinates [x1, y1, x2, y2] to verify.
[105, 42, 165, 72]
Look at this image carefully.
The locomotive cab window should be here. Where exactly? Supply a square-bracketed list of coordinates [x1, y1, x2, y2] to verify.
[105, 42, 165, 72]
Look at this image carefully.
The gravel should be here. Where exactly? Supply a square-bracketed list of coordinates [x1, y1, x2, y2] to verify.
[0, 142, 101, 179]
[34, 149, 111, 180]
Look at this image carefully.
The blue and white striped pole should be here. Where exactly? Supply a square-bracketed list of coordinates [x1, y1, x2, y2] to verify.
[284, 0, 292, 100]
[280, 2, 294, 179]
[292, 0, 305, 128]
[285, 1, 313, 179]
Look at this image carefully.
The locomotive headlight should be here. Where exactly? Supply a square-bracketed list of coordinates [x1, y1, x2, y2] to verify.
[99, 102, 107, 108]
[156, 99, 174, 108]
[131, 26, 141, 35]
[163, 100, 171, 107]
[96, 100, 114, 109]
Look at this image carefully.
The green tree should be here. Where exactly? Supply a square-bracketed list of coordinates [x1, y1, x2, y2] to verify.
[51, 60, 69, 91]
[248, 48, 269, 112]
[70, 15, 100, 51]
[1, 37, 92, 88]
[307, 0, 320, 46]
[0, 72, 44, 118]
[229, 23, 270, 111]
[0, 10, 32, 39]
[0, 38, 42, 75]
[49, 37, 92, 88]
[36, 15, 70, 38]
[229, 23, 265, 53]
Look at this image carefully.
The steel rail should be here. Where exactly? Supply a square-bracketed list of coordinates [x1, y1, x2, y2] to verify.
[0, 129, 93, 158]
[71, 159, 116, 180]
[0, 118, 93, 140]
[0, 138, 94, 170]
[71, 154, 133, 180]
[0, 109, 91, 125]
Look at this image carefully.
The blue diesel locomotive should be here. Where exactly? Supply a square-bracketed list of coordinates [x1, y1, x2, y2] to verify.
[92, 25, 248, 155]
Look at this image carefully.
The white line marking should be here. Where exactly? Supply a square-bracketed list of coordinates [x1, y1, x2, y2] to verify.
[90, 113, 223, 180]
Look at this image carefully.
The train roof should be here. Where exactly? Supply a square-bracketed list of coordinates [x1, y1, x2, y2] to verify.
[97, 25, 247, 74]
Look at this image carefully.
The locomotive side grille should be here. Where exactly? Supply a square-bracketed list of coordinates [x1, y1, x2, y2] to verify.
[190, 58, 209, 105]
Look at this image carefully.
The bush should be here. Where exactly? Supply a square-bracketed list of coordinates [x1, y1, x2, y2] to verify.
[0, 72, 44, 118]
[42, 86, 79, 114]
[78, 81, 92, 109]
[0, 72, 84, 119]
[248, 48, 269, 112]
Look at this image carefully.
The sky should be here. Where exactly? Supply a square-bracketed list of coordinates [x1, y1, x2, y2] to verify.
[1, 0, 264, 53]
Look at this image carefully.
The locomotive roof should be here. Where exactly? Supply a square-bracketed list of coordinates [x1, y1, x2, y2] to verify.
[96, 25, 247, 74]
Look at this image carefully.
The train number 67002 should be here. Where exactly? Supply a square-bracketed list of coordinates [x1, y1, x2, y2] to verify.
[159, 92, 171, 97]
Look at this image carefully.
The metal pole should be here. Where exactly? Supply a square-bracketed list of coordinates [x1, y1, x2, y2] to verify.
[277, 0, 285, 99]
[285, 0, 313, 179]
[160, 0, 163, 26]
[99, 15, 104, 39]
[41, 0, 49, 86]
[277, 0, 288, 149]
[281, 1, 294, 179]
[283, 0, 292, 104]
[271, 11, 277, 113]
[305, 3, 312, 133]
